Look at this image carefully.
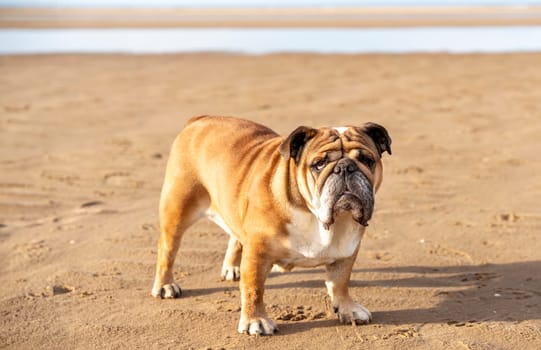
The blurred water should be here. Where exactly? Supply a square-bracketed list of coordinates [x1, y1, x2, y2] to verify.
[1, 27, 540, 54]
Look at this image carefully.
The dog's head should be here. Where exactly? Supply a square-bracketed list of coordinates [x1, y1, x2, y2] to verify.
[280, 123, 391, 229]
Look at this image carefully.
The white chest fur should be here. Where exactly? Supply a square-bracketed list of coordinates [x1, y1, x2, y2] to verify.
[281, 208, 364, 268]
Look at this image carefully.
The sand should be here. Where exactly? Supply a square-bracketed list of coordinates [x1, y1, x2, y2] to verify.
[1, 53, 541, 349]
[2, 6, 541, 28]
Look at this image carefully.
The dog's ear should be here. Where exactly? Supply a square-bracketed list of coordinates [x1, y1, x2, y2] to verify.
[280, 126, 317, 163]
[362, 122, 392, 156]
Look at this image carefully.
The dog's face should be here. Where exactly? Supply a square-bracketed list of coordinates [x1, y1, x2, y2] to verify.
[280, 123, 392, 229]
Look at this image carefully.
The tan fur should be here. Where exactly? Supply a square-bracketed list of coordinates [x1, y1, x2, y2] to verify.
[151, 116, 390, 335]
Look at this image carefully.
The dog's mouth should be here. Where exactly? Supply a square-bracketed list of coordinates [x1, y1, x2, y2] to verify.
[330, 191, 370, 227]
[320, 174, 374, 230]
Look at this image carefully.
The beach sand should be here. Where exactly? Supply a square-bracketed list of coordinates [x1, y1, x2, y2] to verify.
[2, 6, 541, 28]
[1, 53, 541, 349]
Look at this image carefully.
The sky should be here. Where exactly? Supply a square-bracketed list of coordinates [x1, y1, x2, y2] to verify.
[1, 0, 541, 8]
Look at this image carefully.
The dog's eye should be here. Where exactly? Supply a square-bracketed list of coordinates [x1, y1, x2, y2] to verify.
[312, 158, 327, 172]
[357, 153, 375, 170]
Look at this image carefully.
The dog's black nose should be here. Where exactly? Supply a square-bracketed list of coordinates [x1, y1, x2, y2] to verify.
[333, 158, 357, 174]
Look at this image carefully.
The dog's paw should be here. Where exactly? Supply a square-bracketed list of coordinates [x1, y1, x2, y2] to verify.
[333, 301, 372, 325]
[151, 283, 182, 299]
[238, 315, 277, 336]
[221, 265, 240, 281]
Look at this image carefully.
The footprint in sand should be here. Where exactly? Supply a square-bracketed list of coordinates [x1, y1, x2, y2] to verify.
[46, 284, 73, 296]
[80, 200, 104, 208]
[494, 213, 520, 223]
[272, 305, 325, 322]
[426, 244, 473, 263]
[103, 172, 143, 188]
[447, 320, 480, 328]
[53, 201, 116, 228]
[11, 240, 51, 265]
[40, 170, 80, 186]
[494, 288, 541, 300]
[458, 272, 500, 283]
[77, 200, 117, 215]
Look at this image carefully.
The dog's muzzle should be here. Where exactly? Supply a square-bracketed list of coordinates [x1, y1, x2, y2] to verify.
[321, 159, 374, 229]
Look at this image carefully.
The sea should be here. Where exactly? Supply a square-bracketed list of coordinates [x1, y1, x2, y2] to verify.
[1, 0, 541, 54]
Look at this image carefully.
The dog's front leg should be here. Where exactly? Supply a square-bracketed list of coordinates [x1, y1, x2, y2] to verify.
[237, 243, 277, 335]
[325, 247, 372, 325]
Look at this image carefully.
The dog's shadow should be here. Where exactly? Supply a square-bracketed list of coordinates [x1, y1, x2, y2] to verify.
[272, 261, 541, 325]
[184, 260, 541, 331]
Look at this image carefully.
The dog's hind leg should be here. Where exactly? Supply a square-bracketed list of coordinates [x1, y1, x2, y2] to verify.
[206, 210, 242, 282]
[221, 236, 242, 281]
[151, 163, 209, 299]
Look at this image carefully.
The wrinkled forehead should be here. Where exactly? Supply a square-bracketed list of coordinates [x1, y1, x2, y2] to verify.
[334, 126, 378, 147]
[308, 126, 378, 153]
[305, 128, 340, 153]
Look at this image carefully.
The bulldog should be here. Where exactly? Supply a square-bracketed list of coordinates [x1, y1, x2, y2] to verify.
[151, 116, 391, 335]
